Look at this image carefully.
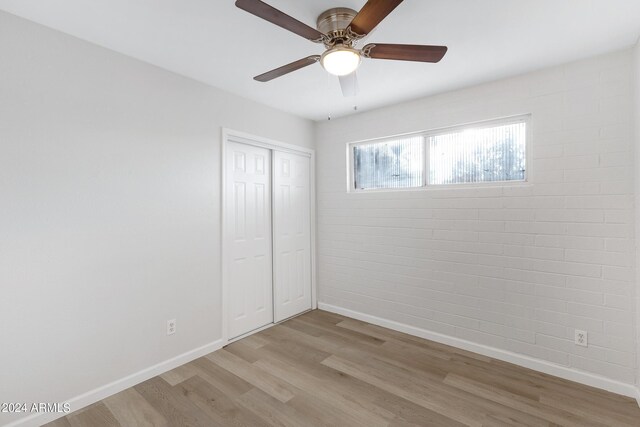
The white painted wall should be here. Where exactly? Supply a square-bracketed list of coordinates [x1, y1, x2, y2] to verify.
[0, 11, 313, 426]
[317, 49, 636, 392]
[634, 38, 640, 400]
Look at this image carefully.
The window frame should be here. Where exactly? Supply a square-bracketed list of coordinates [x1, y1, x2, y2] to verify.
[347, 114, 531, 193]
[349, 134, 427, 191]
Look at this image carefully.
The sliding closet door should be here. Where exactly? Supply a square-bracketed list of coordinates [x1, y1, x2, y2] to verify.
[273, 151, 312, 322]
[225, 141, 273, 339]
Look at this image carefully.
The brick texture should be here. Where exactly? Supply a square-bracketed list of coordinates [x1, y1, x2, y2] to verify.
[316, 49, 636, 384]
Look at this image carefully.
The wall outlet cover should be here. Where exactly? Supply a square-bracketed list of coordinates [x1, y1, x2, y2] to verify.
[167, 319, 176, 335]
[574, 329, 587, 347]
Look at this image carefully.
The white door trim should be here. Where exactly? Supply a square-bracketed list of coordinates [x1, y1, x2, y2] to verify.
[221, 128, 317, 345]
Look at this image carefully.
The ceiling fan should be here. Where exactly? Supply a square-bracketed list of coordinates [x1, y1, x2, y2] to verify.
[235, 0, 448, 96]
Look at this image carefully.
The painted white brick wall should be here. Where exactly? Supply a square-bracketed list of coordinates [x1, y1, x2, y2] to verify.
[316, 49, 636, 384]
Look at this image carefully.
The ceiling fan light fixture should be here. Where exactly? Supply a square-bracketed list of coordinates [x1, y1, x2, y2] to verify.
[320, 46, 361, 76]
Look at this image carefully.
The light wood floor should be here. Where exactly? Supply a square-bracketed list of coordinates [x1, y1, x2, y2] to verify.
[46, 310, 640, 427]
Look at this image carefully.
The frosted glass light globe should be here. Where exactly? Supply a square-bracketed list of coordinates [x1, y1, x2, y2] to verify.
[321, 47, 361, 76]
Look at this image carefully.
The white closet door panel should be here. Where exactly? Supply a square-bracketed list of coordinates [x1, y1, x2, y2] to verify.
[226, 141, 273, 339]
[273, 151, 311, 322]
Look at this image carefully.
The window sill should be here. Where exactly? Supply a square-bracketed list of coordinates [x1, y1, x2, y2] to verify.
[349, 180, 531, 194]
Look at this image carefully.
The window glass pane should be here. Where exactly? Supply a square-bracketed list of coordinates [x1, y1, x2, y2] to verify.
[428, 122, 526, 185]
[354, 136, 424, 190]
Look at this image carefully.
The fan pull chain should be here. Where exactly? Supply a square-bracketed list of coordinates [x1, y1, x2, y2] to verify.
[326, 71, 332, 121]
[352, 79, 359, 113]
[354, 87, 359, 112]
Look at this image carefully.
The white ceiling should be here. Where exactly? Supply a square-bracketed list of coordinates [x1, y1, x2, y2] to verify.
[1, 0, 640, 121]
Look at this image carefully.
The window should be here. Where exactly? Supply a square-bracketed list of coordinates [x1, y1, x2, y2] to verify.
[429, 120, 527, 185]
[353, 136, 424, 190]
[350, 116, 528, 191]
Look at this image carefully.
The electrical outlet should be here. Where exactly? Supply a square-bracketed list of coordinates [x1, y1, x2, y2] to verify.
[575, 329, 587, 347]
[167, 319, 176, 335]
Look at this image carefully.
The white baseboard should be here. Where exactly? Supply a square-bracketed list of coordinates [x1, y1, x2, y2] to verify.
[4, 339, 224, 427]
[319, 302, 639, 401]
[635, 385, 640, 407]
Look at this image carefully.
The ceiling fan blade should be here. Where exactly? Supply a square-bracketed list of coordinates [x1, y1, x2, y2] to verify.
[254, 56, 320, 82]
[339, 72, 359, 97]
[349, 0, 403, 36]
[363, 44, 448, 62]
[235, 0, 325, 42]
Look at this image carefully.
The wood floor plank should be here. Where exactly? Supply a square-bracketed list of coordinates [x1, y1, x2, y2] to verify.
[478, 414, 541, 427]
[224, 339, 263, 363]
[251, 341, 401, 423]
[384, 401, 469, 427]
[538, 392, 640, 426]
[66, 402, 120, 427]
[189, 356, 254, 398]
[178, 374, 269, 427]
[322, 353, 560, 427]
[252, 355, 392, 427]
[264, 321, 344, 355]
[292, 315, 388, 347]
[133, 377, 214, 427]
[322, 354, 485, 427]
[281, 320, 455, 384]
[49, 310, 640, 427]
[234, 388, 310, 427]
[299, 309, 345, 325]
[451, 353, 634, 411]
[443, 373, 609, 427]
[206, 349, 297, 403]
[43, 417, 74, 427]
[103, 388, 168, 427]
[337, 318, 491, 362]
[238, 333, 270, 350]
[286, 390, 378, 427]
[159, 363, 197, 386]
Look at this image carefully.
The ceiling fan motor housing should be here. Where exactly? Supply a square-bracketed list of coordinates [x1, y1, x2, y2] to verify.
[316, 8, 358, 47]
